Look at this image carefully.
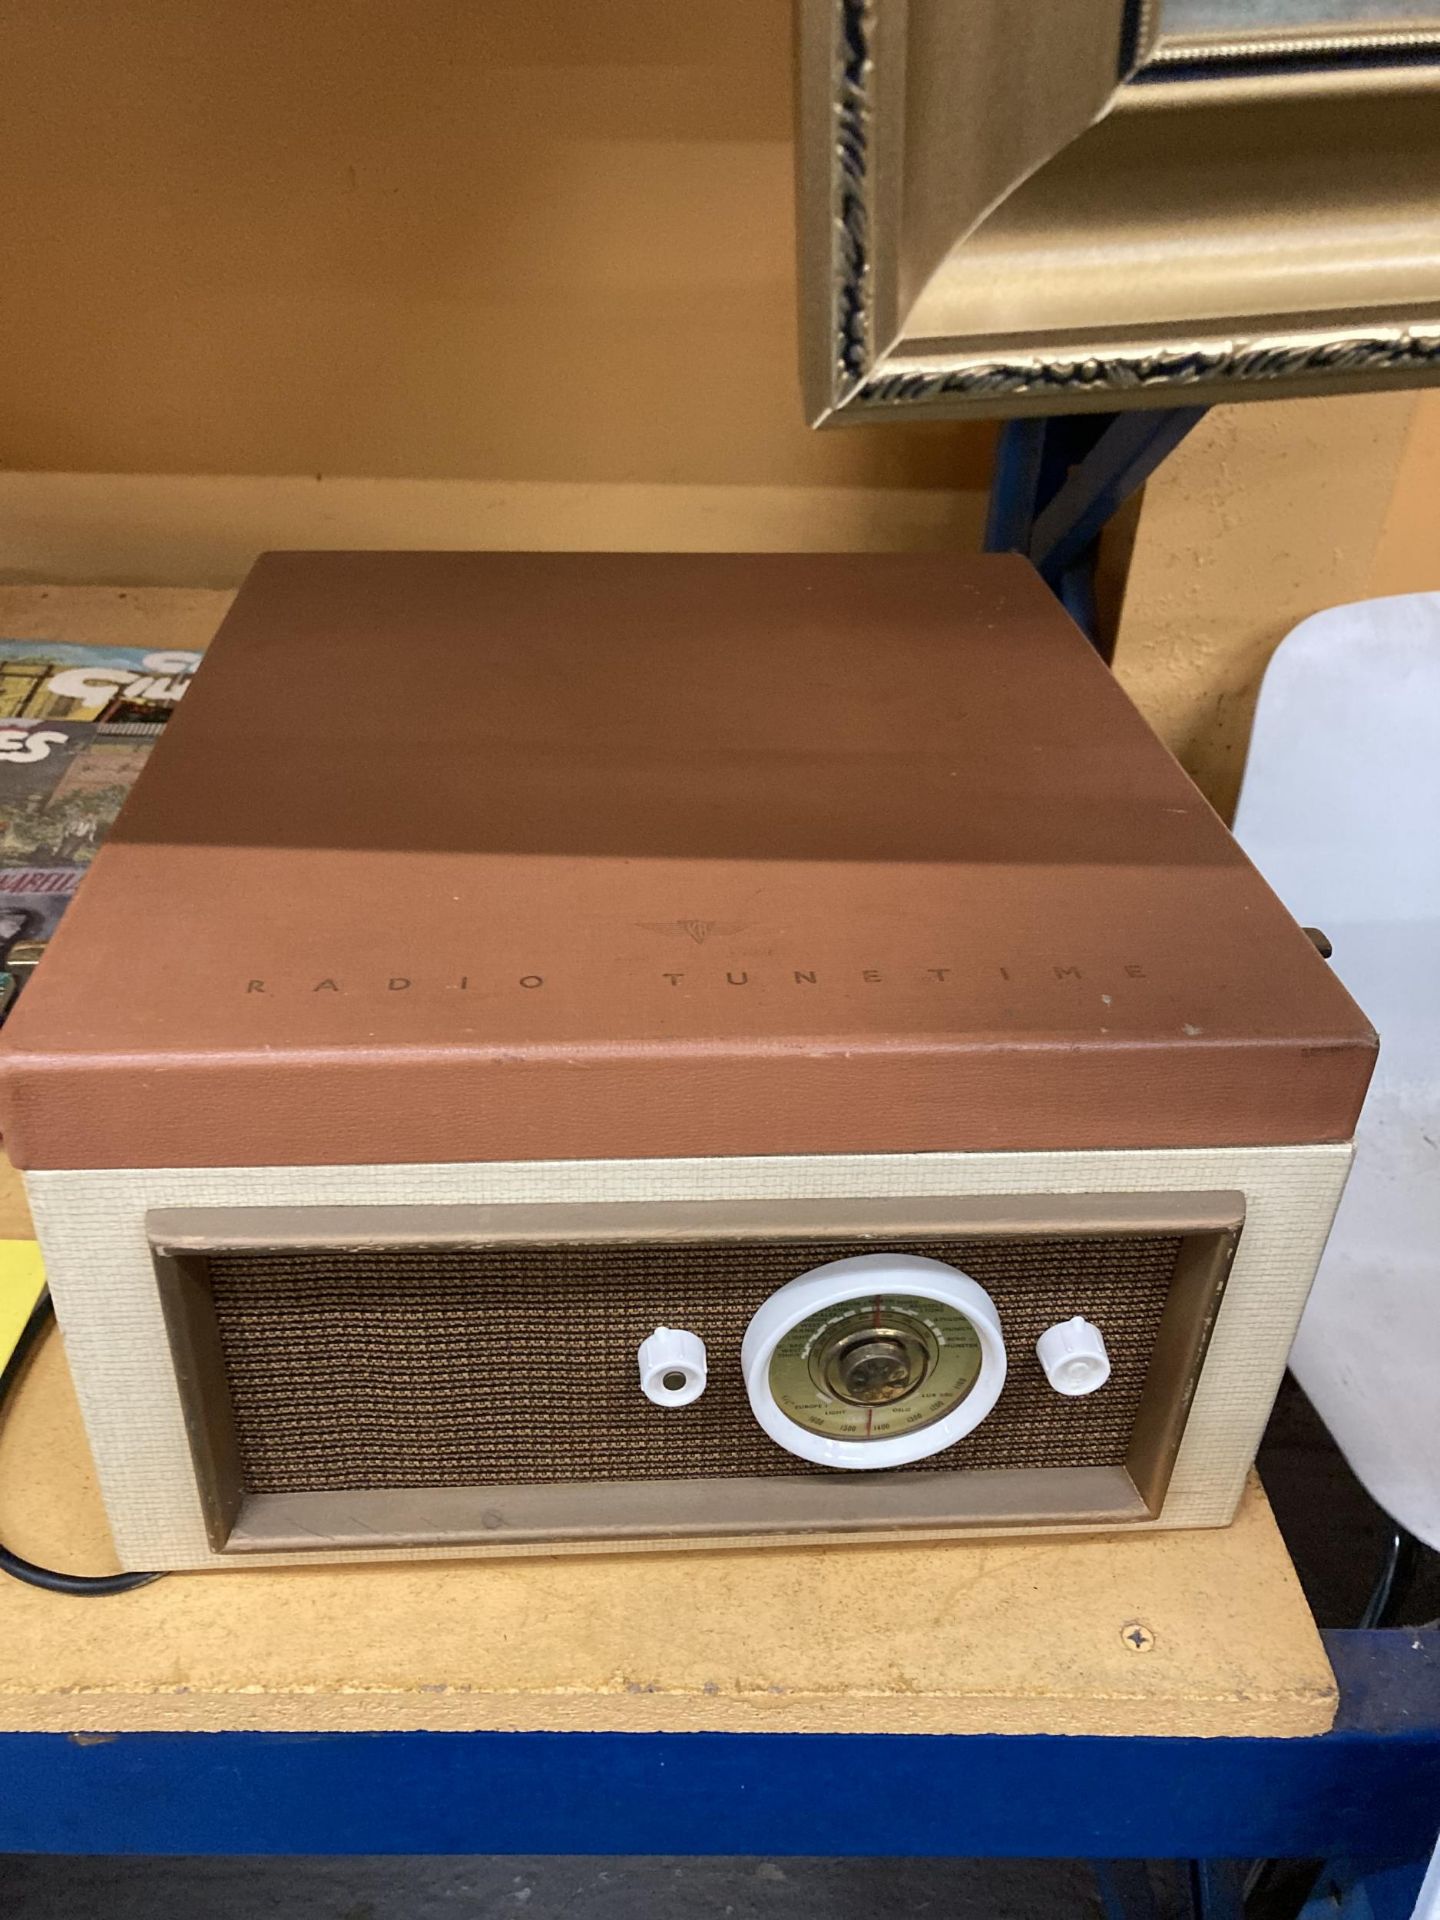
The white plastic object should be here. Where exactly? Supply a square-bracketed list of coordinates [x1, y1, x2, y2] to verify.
[637, 1326, 707, 1407]
[741, 1253, 1007, 1471]
[1233, 592, 1440, 1549]
[1036, 1317, 1111, 1397]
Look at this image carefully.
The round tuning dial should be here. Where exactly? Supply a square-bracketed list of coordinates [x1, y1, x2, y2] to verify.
[741, 1253, 1007, 1470]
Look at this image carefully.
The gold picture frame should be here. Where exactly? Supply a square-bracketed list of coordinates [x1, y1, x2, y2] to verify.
[796, 0, 1440, 422]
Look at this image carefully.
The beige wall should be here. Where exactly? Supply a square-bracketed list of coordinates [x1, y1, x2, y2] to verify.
[1112, 391, 1437, 819]
[0, 1, 986, 500]
[3, 1, 1438, 816]
[1368, 391, 1440, 600]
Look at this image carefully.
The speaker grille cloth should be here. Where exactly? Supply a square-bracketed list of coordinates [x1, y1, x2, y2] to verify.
[204, 1233, 1182, 1493]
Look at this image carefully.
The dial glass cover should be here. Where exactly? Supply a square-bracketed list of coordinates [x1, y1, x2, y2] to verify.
[766, 1291, 984, 1442]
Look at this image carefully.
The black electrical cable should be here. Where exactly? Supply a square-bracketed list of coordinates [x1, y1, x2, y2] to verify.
[1358, 1523, 1423, 1631]
[0, 1286, 165, 1595]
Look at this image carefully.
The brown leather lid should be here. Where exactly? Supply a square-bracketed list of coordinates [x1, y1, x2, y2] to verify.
[0, 552, 1375, 1170]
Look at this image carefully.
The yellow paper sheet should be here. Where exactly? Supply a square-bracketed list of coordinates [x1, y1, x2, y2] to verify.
[0, 1240, 46, 1368]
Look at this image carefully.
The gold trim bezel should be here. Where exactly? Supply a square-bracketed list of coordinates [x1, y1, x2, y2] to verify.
[149, 1191, 1242, 1554]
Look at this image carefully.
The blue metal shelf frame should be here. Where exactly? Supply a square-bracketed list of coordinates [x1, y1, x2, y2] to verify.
[0, 1633, 1436, 1860]
[984, 409, 1208, 651]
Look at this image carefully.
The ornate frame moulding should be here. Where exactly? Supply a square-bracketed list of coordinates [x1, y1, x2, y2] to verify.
[796, 0, 1440, 422]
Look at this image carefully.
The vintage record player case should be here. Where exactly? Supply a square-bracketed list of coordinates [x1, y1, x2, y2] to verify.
[0, 552, 1375, 1569]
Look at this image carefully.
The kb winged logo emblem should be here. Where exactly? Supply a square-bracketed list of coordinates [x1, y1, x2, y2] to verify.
[639, 920, 748, 946]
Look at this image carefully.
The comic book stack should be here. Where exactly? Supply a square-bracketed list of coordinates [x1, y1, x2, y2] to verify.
[0, 639, 198, 1013]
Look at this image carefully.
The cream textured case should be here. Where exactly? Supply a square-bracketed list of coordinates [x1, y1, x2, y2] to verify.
[0, 553, 1376, 1570]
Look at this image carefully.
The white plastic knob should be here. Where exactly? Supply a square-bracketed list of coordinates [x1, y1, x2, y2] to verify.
[1036, 1317, 1111, 1397]
[638, 1326, 707, 1407]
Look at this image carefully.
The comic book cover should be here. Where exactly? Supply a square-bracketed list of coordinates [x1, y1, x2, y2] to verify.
[0, 641, 198, 725]
[0, 868, 79, 972]
[0, 643, 200, 991]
